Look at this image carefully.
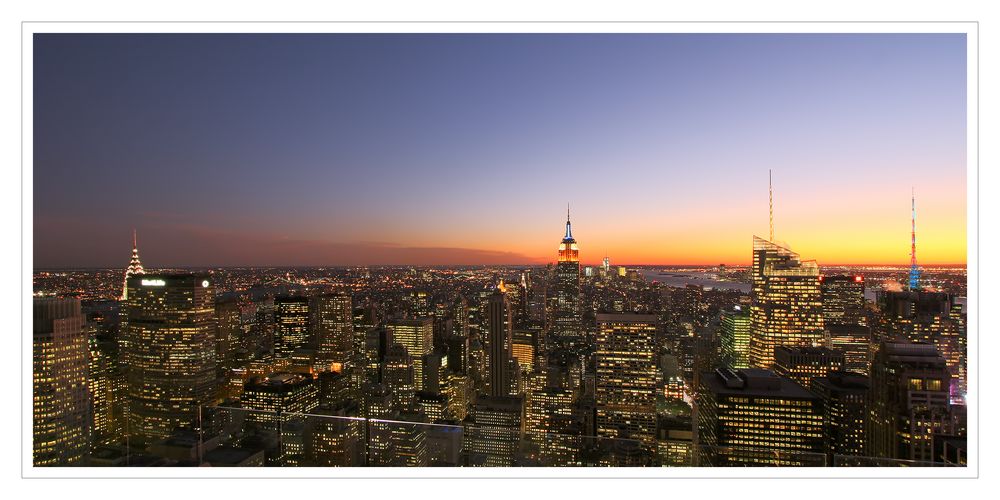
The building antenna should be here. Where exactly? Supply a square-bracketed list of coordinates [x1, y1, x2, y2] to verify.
[909, 187, 921, 291]
[769, 169, 774, 242]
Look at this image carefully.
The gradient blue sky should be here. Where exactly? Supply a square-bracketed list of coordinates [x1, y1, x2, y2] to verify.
[33, 33, 967, 267]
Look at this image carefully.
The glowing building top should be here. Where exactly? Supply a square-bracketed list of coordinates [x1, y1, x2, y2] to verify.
[120, 229, 145, 300]
[558, 204, 579, 263]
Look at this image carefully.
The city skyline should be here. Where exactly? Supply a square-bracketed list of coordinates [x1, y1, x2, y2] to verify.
[34, 33, 967, 268]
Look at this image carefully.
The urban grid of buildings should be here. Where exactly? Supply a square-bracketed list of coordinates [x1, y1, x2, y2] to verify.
[32, 199, 968, 467]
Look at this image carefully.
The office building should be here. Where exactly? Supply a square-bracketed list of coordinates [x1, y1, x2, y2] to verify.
[241, 372, 319, 432]
[811, 371, 869, 459]
[868, 342, 959, 463]
[386, 318, 434, 391]
[820, 275, 867, 326]
[525, 386, 579, 465]
[382, 343, 417, 411]
[485, 283, 515, 397]
[124, 273, 217, 447]
[313, 293, 354, 374]
[827, 323, 872, 375]
[33, 298, 90, 466]
[656, 416, 694, 467]
[719, 306, 751, 369]
[274, 296, 310, 358]
[469, 395, 524, 466]
[84, 301, 127, 448]
[880, 291, 967, 398]
[748, 237, 825, 370]
[595, 313, 658, 447]
[773, 346, 845, 388]
[696, 368, 824, 466]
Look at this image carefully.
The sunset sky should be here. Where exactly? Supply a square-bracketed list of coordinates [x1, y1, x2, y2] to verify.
[33, 33, 967, 268]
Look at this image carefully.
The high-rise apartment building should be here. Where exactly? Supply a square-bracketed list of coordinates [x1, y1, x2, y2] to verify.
[33, 298, 90, 466]
[124, 274, 217, 447]
[595, 313, 658, 447]
[748, 236, 825, 370]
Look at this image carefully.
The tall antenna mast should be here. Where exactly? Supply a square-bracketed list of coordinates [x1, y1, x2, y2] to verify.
[769, 169, 774, 242]
[909, 187, 920, 291]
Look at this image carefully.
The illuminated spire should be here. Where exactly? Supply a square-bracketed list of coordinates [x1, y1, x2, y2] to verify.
[565, 203, 573, 240]
[121, 229, 146, 300]
[558, 205, 579, 262]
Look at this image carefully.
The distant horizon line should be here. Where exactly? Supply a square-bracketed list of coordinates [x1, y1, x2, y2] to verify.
[33, 262, 969, 270]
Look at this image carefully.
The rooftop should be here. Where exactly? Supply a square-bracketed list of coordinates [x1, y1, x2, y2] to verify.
[703, 368, 816, 399]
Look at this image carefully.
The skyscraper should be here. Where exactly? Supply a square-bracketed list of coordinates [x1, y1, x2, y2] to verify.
[382, 343, 417, 410]
[820, 274, 867, 327]
[868, 342, 958, 463]
[696, 368, 824, 466]
[313, 293, 354, 374]
[124, 273, 217, 447]
[827, 324, 873, 376]
[469, 395, 524, 466]
[274, 296, 310, 358]
[485, 283, 514, 397]
[386, 318, 434, 392]
[33, 298, 90, 466]
[748, 236, 825, 370]
[119, 229, 145, 301]
[811, 371, 869, 460]
[595, 313, 658, 447]
[719, 306, 751, 369]
[84, 301, 127, 447]
[525, 386, 579, 465]
[880, 291, 966, 398]
[553, 206, 582, 348]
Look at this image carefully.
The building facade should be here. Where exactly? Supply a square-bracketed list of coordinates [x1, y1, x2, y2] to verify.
[33, 298, 90, 466]
[595, 313, 658, 447]
[748, 236, 825, 370]
[124, 274, 217, 447]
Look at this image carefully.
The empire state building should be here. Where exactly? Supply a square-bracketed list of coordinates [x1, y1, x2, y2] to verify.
[552, 206, 582, 348]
